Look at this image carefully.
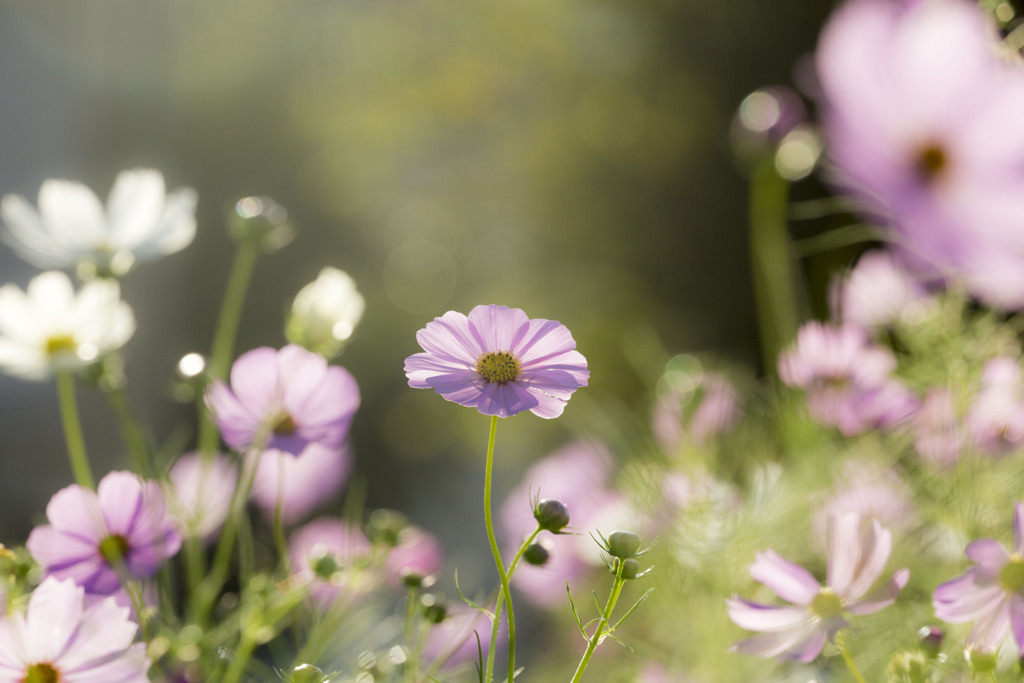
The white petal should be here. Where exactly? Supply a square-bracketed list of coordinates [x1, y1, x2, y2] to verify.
[106, 169, 166, 250]
[132, 187, 197, 260]
[0, 194, 74, 268]
[37, 180, 107, 251]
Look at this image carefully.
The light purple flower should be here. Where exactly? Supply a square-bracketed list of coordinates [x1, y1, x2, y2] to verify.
[816, 0, 1024, 308]
[500, 441, 616, 606]
[814, 460, 916, 546]
[26, 471, 182, 600]
[206, 344, 360, 456]
[288, 517, 374, 607]
[835, 250, 928, 329]
[164, 452, 238, 543]
[966, 358, 1024, 455]
[0, 577, 149, 682]
[933, 502, 1024, 653]
[404, 304, 589, 418]
[778, 322, 918, 434]
[421, 606, 502, 671]
[728, 513, 909, 662]
[250, 443, 351, 525]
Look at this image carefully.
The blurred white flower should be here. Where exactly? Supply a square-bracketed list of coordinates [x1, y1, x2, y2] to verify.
[1, 168, 197, 277]
[285, 267, 365, 358]
[0, 271, 135, 380]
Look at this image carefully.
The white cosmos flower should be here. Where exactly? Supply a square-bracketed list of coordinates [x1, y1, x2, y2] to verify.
[0, 271, 135, 380]
[1, 168, 197, 277]
[285, 267, 365, 359]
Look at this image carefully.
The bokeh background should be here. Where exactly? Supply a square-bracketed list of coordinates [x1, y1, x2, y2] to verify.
[0, 0, 833, 602]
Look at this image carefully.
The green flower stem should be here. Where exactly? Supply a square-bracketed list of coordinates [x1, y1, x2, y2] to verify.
[56, 371, 95, 490]
[484, 525, 541, 683]
[404, 585, 420, 683]
[222, 631, 258, 683]
[191, 435, 266, 627]
[836, 632, 867, 683]
[748, 157, 805, 377]
[569, 557, 627, 683]
[104, 384, 152, 478]
[197, 240, 261, 457]
[482, 415, 517, 683]
[273, 456, 290, 574]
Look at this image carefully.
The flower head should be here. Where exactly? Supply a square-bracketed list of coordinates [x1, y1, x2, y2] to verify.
[250, 443, 351, 525]
[286, 267, 365, 359]
[965, 357, 1024, 455]
[816, 0, 1024, 307]
[0, 271, 135, 380]
[835, 250, 928, 330]
[206, 344, 360, 457]
[26, 471, 182, 601]
[288, 517, 375, 606]
[164, 452, 238, 543]
[728, 513, 909, 662]
[1, 168, 196, 277]
[933, 502, 1024, 653]
[0, 577, 149, 682]
[404, 304, 588, 418]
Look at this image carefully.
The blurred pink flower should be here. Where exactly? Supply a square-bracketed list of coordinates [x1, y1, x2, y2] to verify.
[250, 443, 351, 525]
[288, 517, 374, 607]
[384, 525, 444, 588]
[652, 371, 740, 451]
[835, 250, 928, 329]
[966, 357, 1024, 455]
[165, 452, 238, 543]
[913, 388, 964, 467]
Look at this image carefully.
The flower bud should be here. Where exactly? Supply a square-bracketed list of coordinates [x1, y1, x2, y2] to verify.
[606, 531, 642, 559]
[523, 541, 551, 566]
[533, 499, 570, 533]
[917, 626, 943, 658]
[885, 651, 928, 683]
[965, 647, 998, 675]
[618, 557, 641, 580]
[228, 196, 294, 252]
[290, 663, 326, 683]
[286, 267, 365, 359]
[421, 594, 447, 624]
[310, 553, 340, 580]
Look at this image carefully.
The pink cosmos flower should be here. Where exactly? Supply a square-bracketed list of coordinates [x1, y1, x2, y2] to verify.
[206, 344, 360, 457]
[404, 304, 589, 418]
[966, 358, 1024, 455]
[933, 502, 1024, 653]
[164, 452, 238, 543]
[816, 0, 1024, 308]
[383, 525, 444, 589]
[652, 370, 740, 451]
[779, 322, 918, 435]
[835, 250, 928, 330]
[250, 443, 351, 525]
[728, 513, 909, 662]
[26, 471, 182, 601]
[913, 388, 964, 467]
[0, 577, 149, 682]
[288, 517, 375, 607]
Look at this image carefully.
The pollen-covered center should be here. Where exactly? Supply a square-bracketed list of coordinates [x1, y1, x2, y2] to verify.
[24, 663, 60, 683]
[808, 587, 844, 621]
[915, 143, 947, 182]
[98, 534, 130, 565]
[272, 411, 298, 435]
[999, 556, 1024, 593]
[475, 351, 521, 384]
[44, 334, 77, 357]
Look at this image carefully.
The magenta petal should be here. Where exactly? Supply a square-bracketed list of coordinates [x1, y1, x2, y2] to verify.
[967, 596, 1012, 652]
[476, 381, 538, 418]
[750, 550, 820, 605]
[44, 484, 104, 542]
[846, 567, 909, 615]
[966, 539, 1010, 571]
[425, 372, 487, 407]
[933, 571, 1005, 622]
[726, 598, 810, 632]
[416, 311, 482, 364]
[1014, 502, 1024, 554]
[228, 347, 280, 416]
[467, 305, 530, 354]
[97, 472, 144, 537]
[731, 622, 825, 662]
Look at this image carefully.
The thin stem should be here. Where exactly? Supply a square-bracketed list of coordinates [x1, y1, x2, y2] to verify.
[482, 415, 516, 683]
[273, 456, 290, 574]
[569, 558, 627, 683]
[56, 371, 95, 490]
[198, 240, 261, 456]
[104, 384, 152, 478]
[748, 157, 805, 377]
[404, 585, 420, 683]
[484, 526, 541, 682]
[222, 631, 258, 683]
[835, 632, 867, 683]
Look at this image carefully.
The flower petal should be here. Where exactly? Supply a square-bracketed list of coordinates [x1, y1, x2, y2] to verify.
[106, 169, 165, 250]
[37, 179, 107, 251]
[846, 567, 909, 615]
[726, 598, 811, 632]
[750, 550, 820, 605]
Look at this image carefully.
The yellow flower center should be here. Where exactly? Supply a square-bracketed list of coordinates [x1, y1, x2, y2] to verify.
[915, 143, 947, 182]
[44, 334, 77, 357]
[98, 534, 129, 565]
[809, 588, 844, 621]
[475, 351, 521, 384]
[1000, 556, 1024, 593]
[24, 662, 60, 683]
[272, 412, 298, 435]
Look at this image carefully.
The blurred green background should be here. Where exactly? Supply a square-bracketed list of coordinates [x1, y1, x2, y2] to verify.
[0, 0, 832, 574]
